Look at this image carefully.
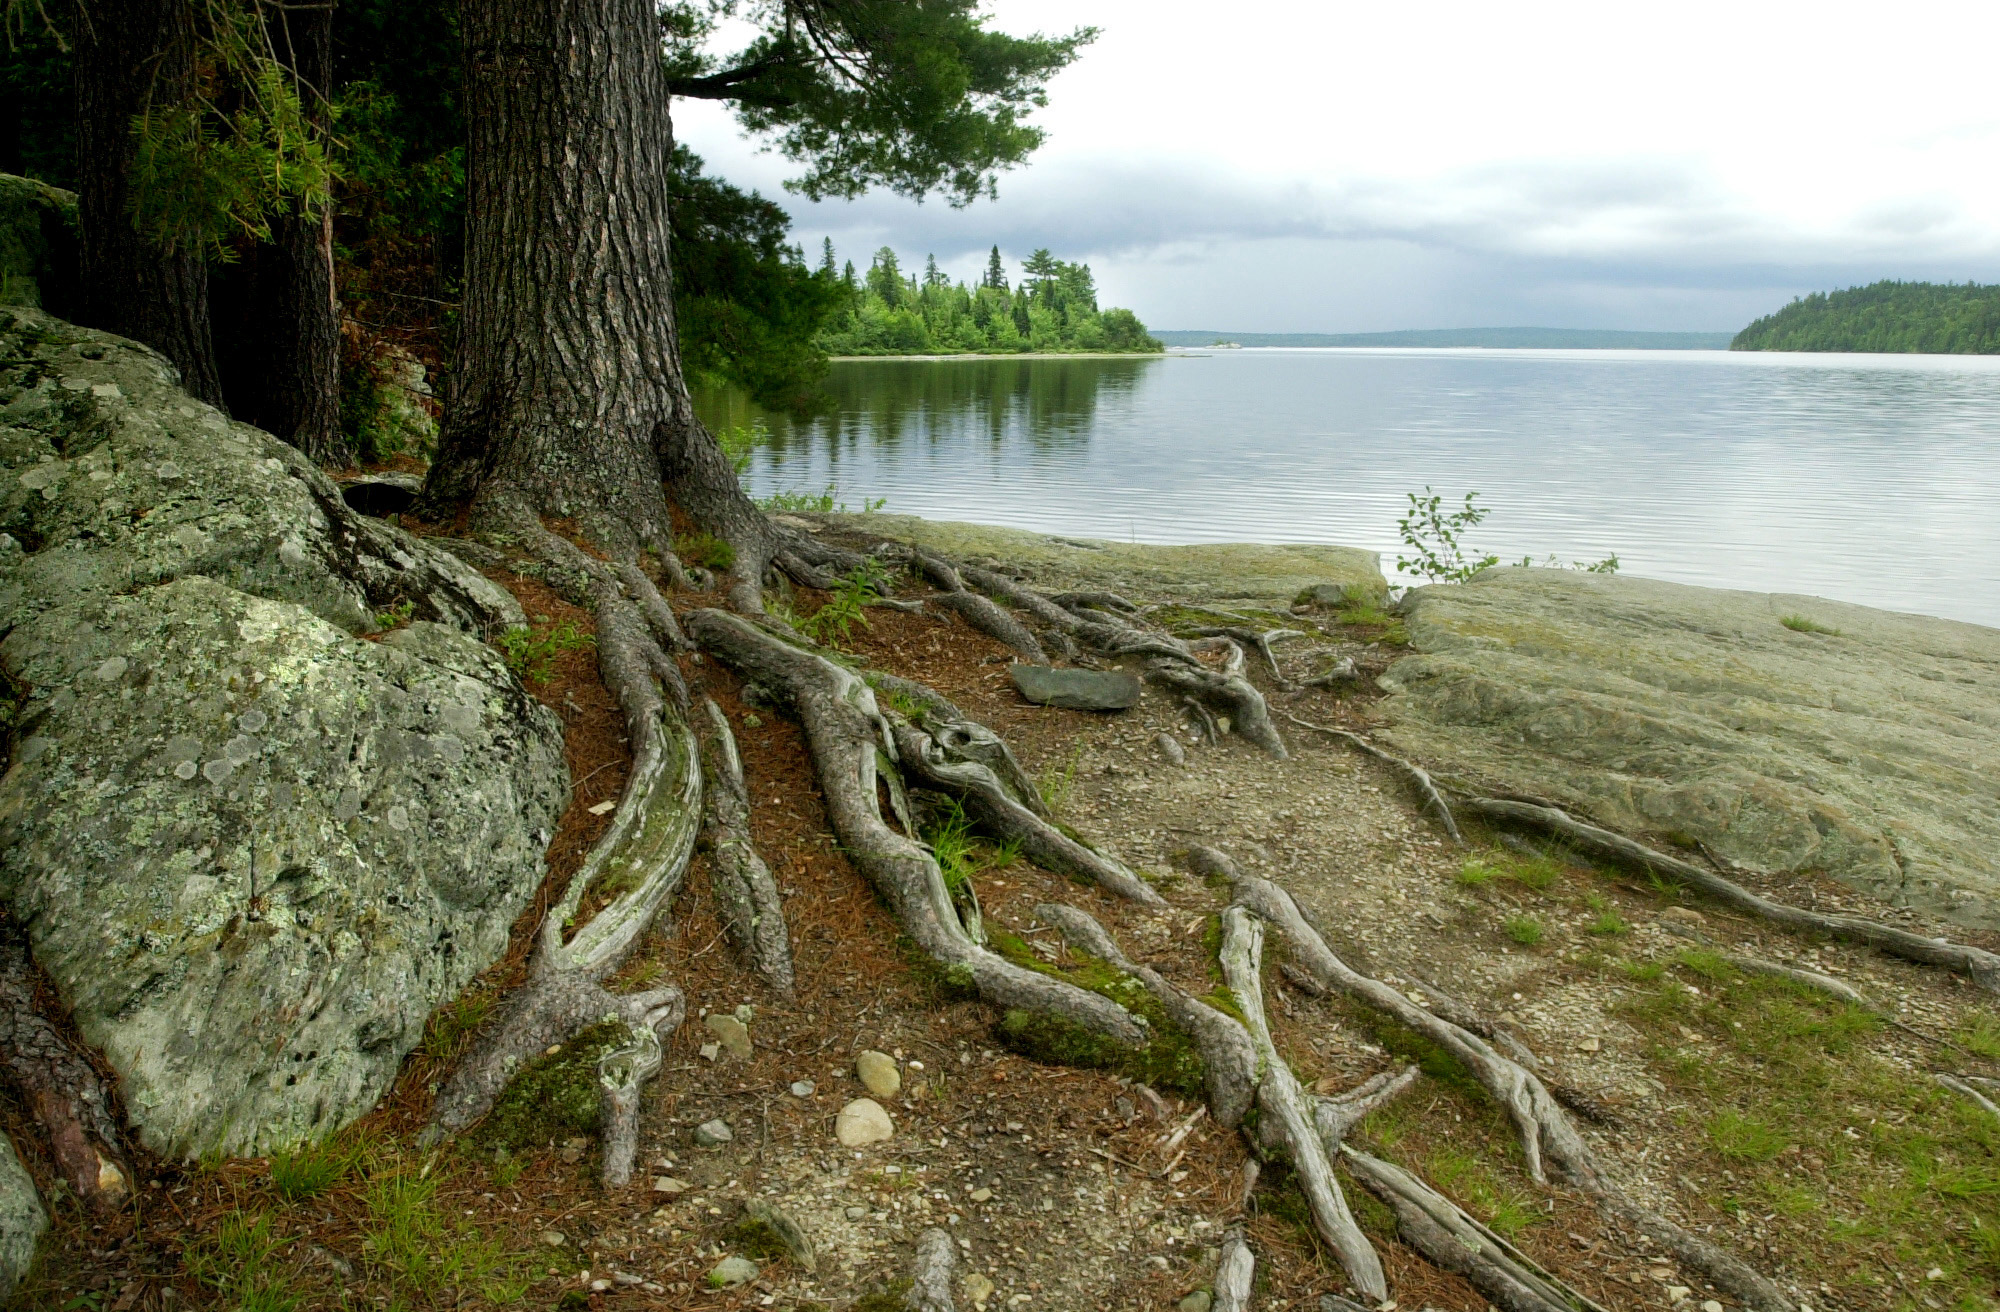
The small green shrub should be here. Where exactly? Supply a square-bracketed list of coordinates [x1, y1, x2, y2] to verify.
[1503, 915, 1544, 946]
[494, 619, 593, 684]
[1396, 487, 1499, 584]
[1456, 858, 1498, 887]
[374, 598, 416, 630]
[799, 562, 889, 647]
[1780, 614, 1839, 635]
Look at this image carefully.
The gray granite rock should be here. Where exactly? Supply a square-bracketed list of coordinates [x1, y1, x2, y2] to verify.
[0, 308, 566, 1158]
[1009, 664, 1141, 711]
[0, 174, 74, 312]
[0, 1133, 44, 1300]
[1378, 568, 2000, 930]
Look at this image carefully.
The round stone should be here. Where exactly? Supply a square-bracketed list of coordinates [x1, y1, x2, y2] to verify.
[708, 1256, 758, 1288]
[835, 1098, 894, 1147]
[855, 1050, 901, 1099]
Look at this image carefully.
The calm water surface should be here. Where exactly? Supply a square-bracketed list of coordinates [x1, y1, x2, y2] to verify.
[695, 350, 2000, 628]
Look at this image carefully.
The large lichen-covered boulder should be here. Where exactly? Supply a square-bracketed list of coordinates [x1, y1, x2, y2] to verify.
[1377, 569, 2000, 931]
[0, 174, 76, 312]
[0, 1132, 44, 1300]
[0, 307, 568, 1158]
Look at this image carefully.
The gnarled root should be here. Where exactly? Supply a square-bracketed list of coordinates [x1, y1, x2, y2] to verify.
[0, 920, 130, 1209]
[1221, 853, 1795, 1311]
[1146, 644, 1288, 759]
[905, 1227, 959, 1311]
[1212, 1228, 1255, 1312]
[697, 698, 796, 992]
[1467, 797, 2000, 992]
[597, 1022, 663, 1188]
[1035, 904, 1258, 1127]
[424, 491, 702, 1180]
[686, 608, 1145, 1045]
[1280, 714, 1462, 843]
[896, 720, 1165, 906]
[1338, 1148, 1605, 1312]
[1216, 906, 1387, 1300]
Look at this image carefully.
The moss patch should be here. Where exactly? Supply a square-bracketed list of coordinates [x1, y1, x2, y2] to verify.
[475, 1021, 630, 1151]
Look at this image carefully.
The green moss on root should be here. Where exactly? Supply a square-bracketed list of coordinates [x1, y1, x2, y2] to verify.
[475, 1021, 629, 1151]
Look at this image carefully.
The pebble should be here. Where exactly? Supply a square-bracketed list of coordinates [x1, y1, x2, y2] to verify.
[969, 1187, 993, 1203]
[694, 1118, 734, 1147]
[846, 1206, 867, 1220]
[652, 1176, 689, 1194]
[1154, 732, 1187, 767]
[1576, 1037, 1602, 1053]
[963, 1272, 996, 1307]
[1177, 1292, 1211, 1312]
[856, 1050, 902, 1098]
[835, 1097, 895, 1147]
[699, 1042, 721, 1062]
[1702, 1303, 1723, 1312]
[708, 1256, 758, 1288]
[791, 1080, 817, 1098]
[705, 1012, 753, 1059]
[540, 1231, 566, 1248]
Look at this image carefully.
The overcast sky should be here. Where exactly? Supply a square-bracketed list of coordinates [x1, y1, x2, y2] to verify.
[673, 0, 2000, 333]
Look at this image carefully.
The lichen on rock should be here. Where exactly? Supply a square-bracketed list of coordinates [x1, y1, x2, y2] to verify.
[0, 307, 568, 1158]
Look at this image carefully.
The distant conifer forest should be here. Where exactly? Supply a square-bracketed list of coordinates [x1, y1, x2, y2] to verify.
[1732, 281, 2000, 353]
[815, 243, 1162, 355]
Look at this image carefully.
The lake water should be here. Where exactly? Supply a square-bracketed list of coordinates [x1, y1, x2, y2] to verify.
[694, 350, 2000, 629]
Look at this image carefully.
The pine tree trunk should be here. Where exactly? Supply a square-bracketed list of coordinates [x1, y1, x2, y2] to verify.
[212, 3, 348, 466]
[422, 0, 767, 565]
[72, 0, 224, 408]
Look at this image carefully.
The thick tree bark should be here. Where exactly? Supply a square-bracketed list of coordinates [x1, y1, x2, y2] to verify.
[213, 2, 348, 465]
[421, 0, 769, 573]
[72, 0, 224, 408]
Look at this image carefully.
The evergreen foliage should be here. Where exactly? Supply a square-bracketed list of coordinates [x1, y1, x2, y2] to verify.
[1732, 281, 2000, 354]
[817, 242, 1161, 355]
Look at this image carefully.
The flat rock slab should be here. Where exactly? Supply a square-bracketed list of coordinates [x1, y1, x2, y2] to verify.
[1010, 664, 1141, 711]
[816, 513, 1386, 609]
[1377, 569, 2000, 931]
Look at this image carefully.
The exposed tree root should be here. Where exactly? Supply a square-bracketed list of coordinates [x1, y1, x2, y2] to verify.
[425, 493, 702, 1186]
[930, 589, 1049, 664]
[685, 608, 1146, 1045]
[1465, 797, 2000, 993]
[1218, 853, 1795, 1311]
[1216, 905, 1388, 1300]
[1278, 714, 1462, 843]
[905, 1227, 959, 1311]
[894, 719, 1166, 906]
[1034, 904, 1258, 1127]
[1339, 1147, 1607, 1312]
[1212, 1228, 1255, 1312]
[1937, 1074, 2000, 1118]
[0, 920, 130, 1210]
[1171, 625, 1306, 689]
[697, 698, 796, 993]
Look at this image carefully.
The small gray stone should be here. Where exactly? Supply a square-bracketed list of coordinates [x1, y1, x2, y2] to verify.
[855, 1049, 901, 1098]
[651, 1176, 689, 1194]
[845, 1205, 867, 1220]
[790, 1080, 816, 1098]
[1154, 731, 1186, 766]
[835, 1098, 894, 1147]
[708, 1256, 758, 1288]
[963, 1272, 996, 1307]
[694, 1118, 734, 1148]
[1008, 664, 1141, 711]
[1177, 1292, 1213, 1312]
[704, 1012, 753, 1059]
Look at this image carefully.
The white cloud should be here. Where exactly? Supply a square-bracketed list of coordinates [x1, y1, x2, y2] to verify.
[671, 0, 2000, 330]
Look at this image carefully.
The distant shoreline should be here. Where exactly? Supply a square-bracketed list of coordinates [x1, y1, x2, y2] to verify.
[826, 351, 1170, 362]
[1154, 327, 1735, 350]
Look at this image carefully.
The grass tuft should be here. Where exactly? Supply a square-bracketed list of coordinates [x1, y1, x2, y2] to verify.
[1779, 613, 1839, 635]
[1503, 915, 1544, 946]
[269, 1139, 357, 1201]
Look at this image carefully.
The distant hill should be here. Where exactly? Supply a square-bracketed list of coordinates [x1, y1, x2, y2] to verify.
[1153, 327, 1734, 350]
[1732, 281, 2000, 354]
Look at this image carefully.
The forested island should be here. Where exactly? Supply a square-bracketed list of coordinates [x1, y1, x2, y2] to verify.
[1732, 280, 2000, 353]
[815, 244, 1161, 357]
